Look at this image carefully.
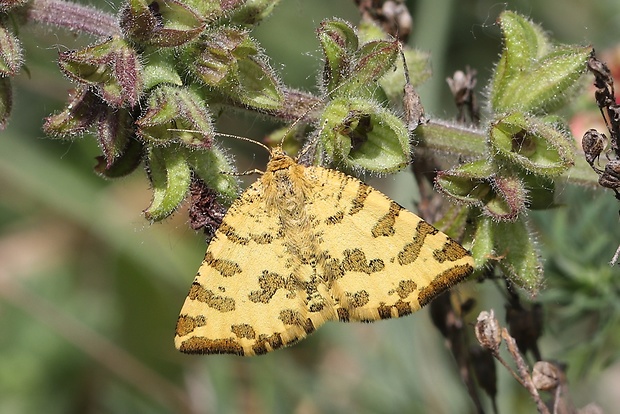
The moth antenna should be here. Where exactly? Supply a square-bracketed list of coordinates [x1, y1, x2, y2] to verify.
[166, 128, 271, 156]
[295, 119, 329, 165]
[215, 132, 271, 155]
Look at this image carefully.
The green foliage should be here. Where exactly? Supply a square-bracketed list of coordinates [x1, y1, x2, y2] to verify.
[1, 1, 620, 413]
[433, 11, 592, 293]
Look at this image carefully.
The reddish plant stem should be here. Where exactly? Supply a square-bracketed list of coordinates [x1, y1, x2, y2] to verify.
[26, 0, 120, 37]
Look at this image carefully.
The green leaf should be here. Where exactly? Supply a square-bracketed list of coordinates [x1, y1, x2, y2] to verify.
[339, 39, 399, 97]
[317, 19, 358, 93]
[471, 216, 494, 269]
[226, 57, 283, 110]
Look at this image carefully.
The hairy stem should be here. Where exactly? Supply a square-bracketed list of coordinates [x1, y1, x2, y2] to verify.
[26, 0, 120, 37]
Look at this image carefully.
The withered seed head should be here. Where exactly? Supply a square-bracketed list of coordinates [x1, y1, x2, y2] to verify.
[475, 310, 502, 353]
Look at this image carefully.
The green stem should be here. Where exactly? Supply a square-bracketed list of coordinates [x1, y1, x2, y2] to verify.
[416, 119, 487, 157]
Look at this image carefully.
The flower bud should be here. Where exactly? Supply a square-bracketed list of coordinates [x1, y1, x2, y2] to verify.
[59, 38, 143, 107]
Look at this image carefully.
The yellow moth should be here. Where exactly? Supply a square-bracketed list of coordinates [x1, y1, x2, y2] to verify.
[175, 145, 474, 356]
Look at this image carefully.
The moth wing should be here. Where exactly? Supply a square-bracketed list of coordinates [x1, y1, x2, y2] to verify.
[175, 180, 323, 356]
[304, 166, 474, 322]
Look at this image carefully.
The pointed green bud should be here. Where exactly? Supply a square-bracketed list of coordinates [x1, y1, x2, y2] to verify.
[353, 39, 399, 81]
[317, 19, 359, 93]
[119, 0, 205, 47]
[188, 27, 283, 110]
[490, 11, 591, 113]
[145, 144, 191, 221]
[190, 28, 258, 86]
[317, 20, 400, 98]
[59, 37, 143, 107]
[0, 22, 22, 76]
[489, 112, 574, 176]
[339, 39, 399, 98]
[318, 96, 409, 173]
[137, 85, 214, 148]
[436, 159, 527, 221]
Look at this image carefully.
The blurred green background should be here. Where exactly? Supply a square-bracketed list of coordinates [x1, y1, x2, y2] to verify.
[1, 0, 620, 413]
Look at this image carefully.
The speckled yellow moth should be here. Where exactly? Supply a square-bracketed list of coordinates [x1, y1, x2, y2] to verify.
[174, 145, 473, 356]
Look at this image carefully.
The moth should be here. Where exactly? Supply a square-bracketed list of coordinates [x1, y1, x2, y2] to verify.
[174, 146, 473, 356]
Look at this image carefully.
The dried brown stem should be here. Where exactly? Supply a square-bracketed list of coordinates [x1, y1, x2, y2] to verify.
[501, 329, 550, 414]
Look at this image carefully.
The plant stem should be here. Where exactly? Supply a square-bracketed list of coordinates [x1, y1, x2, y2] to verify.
[502, 329, 550, 414]
[26, 0, 119, 37]
[417, 120, 487, 157]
